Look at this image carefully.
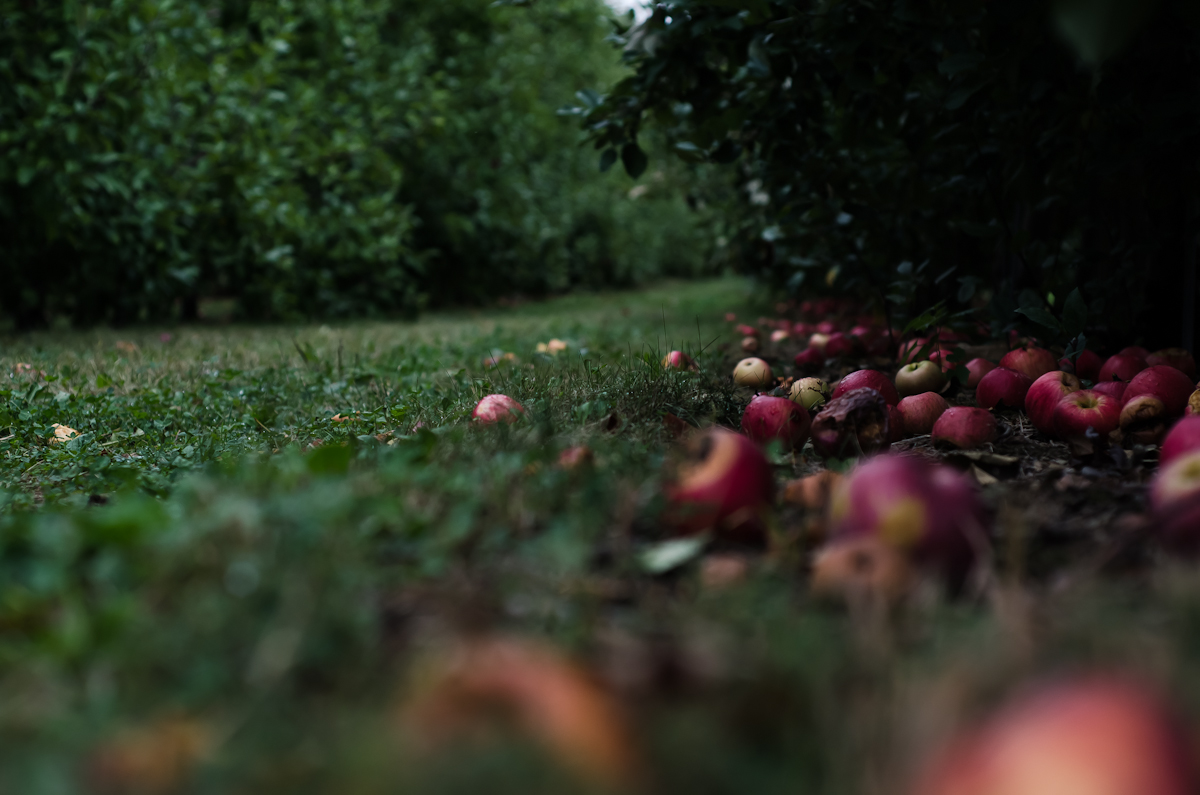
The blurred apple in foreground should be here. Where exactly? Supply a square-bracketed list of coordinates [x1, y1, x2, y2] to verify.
[1025, 371, 1081, 435]
[732, 357, 773, 388]
[832, 369, 900, 406]
[1161, 416, 1200, 467]
[665, 428, 774, 540]
[741, 395, 811, 451]
[1151, 449, 1200, 552]
[913, 677, 1193, 795]
[473, 394, 525, 424]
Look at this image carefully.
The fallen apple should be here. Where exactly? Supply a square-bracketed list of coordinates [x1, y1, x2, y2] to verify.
[790, 377, 832, 411]
[888, 404, 906, 444]
[792, 321, 813, 337]
[999, 346, 1058, 381]
[665, 428, 774, 540]
[1119, 395, 1169, 447]
[1151, 449, 1200, 552]
[964, 358, 996, 389]
[1059, 348, 1103, 382]
[732, 357, 773, 388]
[1093, 380, 1127, 402]
[932, 407, 998, 449]
[832, 369, 900, 406]
[823, 332, 855, 358]
[895, 360, 947, 398]
[769, 329, 790, 344]
[897, 392, 951, 436]
[661, 350, 698, 371]
[794, 347, 824, 368]
[741, 395, 811, 451]
[1160, 416, 1200, 467]
[735, 324, 759, 338]
[913, 677, 1194, 795]
[815, 320, 837, 335]
[1053, 389, 1120, 441]
[1123, 365, 1195, 417]
[1025, 371, 1082, 435]
[975, 367, 1034, 411]
[1119, 345, 1151, 362]
[808, 332, 831, 353]
[1098, 353, 1147, 384]
[1147, 348, 1198, 379]
[810, 388, 892, 458]
[473, 394, 525, 425]
[741, 336, 760, 353]
[898, 337, 929, 364]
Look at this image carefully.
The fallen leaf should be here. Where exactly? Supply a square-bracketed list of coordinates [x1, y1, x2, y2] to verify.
[50, 423, 79, 444]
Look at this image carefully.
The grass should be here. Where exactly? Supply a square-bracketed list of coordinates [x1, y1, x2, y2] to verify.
[4, 277, 1200, 794]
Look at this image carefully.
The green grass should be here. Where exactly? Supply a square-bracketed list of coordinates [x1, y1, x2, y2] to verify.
[4, 278, 1200, 795]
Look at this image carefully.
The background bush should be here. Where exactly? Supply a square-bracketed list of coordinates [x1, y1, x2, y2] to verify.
[580, 0, 1200, 351]
[0, 0, 718, 329]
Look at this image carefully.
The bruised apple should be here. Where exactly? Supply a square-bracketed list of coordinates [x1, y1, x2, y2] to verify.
[732, 357, 773, 388]
[999, 346, 1057, 380]
[932, 407, 998, 449]
[473, 394, 525, 424]
[976, 367, 1033, 411]
[832, 369, 900, 406]
[1025, 371, 1082, 435]
[897, 392, 950, 436]
[741, 395, 811, 451]
[664, 428, 774, 540]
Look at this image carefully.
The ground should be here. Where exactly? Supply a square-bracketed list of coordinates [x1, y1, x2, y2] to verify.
[1, 278, 1198, 795]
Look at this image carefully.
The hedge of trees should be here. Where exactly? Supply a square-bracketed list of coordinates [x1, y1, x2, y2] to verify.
[0, 0, 716, 328]
[579, 0, 1200, 351]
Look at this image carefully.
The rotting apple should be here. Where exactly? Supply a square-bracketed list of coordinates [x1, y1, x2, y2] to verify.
[1059, 348, 1103, 382]
[1147, 348, 1197, 379]
[912, 677, 1194, 795]
[1151, 449, 1200, 552]
[932, 407, 998, 449]
[810, 389, 892, 458]
[1123, 365, 1195, 417]
[1188, 389, 1200, 416]
[999, 346, 1058, 381]
[964, 358, 996, 389]
[1025, 371, 1082, 435]
[790, 377, 832, 411]
[1119, 395, 1168, 447]
[741, 395, 811, 451]
[895, 360, 947, 398]
[664, 427, 774, 540]
[1053, 389, 1120, 441]
[897, 392, 951, 436]
[1098, 353, 1147, 384]
[732, 357, 773, 388]
[1160, 416, 1200, 467]
[975, 367, 1034, 411]
[832, 369, 900, 406]
[473, 394, 525, 424]
[661, 351, 698, 371]
[1093, 380, 1127, 402]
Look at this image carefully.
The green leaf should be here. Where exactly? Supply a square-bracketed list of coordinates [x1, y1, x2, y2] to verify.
[1014, 304, 1062, 332]
[599, 148, 618, 172]
[621, 142, 648, 178]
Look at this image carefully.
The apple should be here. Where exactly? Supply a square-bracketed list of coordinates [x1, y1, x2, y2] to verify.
[741, 336, 760, 353]
[895, 360, 947, 398]
[897, 392, 950, 436]
[832, 369, 900, 406]
[1059, 348, 1103, 382]
[815, 320, 837, 335]
[888, 404, 905, 444]
[1189, 389, 1200, 416]
[473, 394, 525, 424]
[913, 677, 1194, 795]
[1093, 380, 1127, 401]
[664, 428, 774, 540]
[932, 407, 998, 449]
[1147, 348, 1197, 379]
[1025, 371, 1082, 435]
[794, 347, 824, 368]
[792, 321, 813, 337]
[1123, 365, 1195, 417]
[790, 377, 832, 411]
[732, 357, 772, 388]
[661, 351, 698, 371]
[964, 358, 996, 389]
[976, 367, 1034, 411]
[1119, 395, 1168, 446]
[823, 332, 855, 358]
[848, 324, 878, 344]
[898, 337, 929, 364]
[808, 332, 831, 353]
[741, 395, 811, 451]
[811, 535, 916, 600]
[1151, 449, 1200, 552]
[769, 329, 790, 344]
[1119, 345, 1151, 361]
[1098, 353, 1147, 384]
[999, 346, 1058, 381]
[1160, 416, 1200, 467]
[810, 389, 892, 458]
[1053, 389, 1120, 441]
[735, 324, 759, 338]
[825, 454, 983, 586]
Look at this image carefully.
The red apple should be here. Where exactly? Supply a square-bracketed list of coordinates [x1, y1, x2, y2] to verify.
[895, 360, 947, 398]
[732, 357, 772, 388]
[964, 358, 996, 389]
[1120, 345, 1151, 361]
[1059, 348, 1103, 382]
[914, 677, 1194, 795]
[999, 346, 1058, 381]
[928, 349, 953, 372]
[815, 320, 837, 335]
[1098, 353, 1147, 384]
[1147, 348, 1197, 379]
[794, 346, 824, 368]
[473, 394, 525, 424]
[741, 395, 811, 451]
[832, 370, 900, 406]
[661, 351, 697, 371]
[1119, 396, 1169, 446]
[898, 338, 929, 364]
[932, 407, 998, 449]
[848, 324, 878, 344]
[1025, 371, 1082, 435]
[792, 321, 813, 337]
[769, 329, 790, 344]
[887, 404, 905, 444]
[735, 324, 759, 338]
[664, 428, 774, 540]
[1093, 380, 1127, 402]
[790, 377, 832, 411]
[1053, 389, 1120, 441]
[826, 454, 983, 586]
[1160, 416, 1200, 467]
[976, 367, 1033, 411]
[1123, 365, 1195, 417]
[810, 389, 892, 458]
[823, 332, 855, 358]
[1151, 450, 1200, 552]
[897, 392, 950, 436]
